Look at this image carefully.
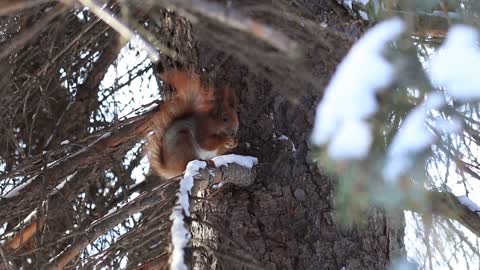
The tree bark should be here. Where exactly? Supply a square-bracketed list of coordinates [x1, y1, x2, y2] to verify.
[185, 1, 405, 269]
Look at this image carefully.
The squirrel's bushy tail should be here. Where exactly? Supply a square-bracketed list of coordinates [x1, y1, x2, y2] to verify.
[147, 70, 215, 177]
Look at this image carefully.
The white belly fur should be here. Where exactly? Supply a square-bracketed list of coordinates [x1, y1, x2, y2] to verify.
[196, 148, 219, 160]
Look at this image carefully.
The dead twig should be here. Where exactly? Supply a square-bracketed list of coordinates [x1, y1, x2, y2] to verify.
[0, 3, 67, 61]
[43, 179, 177, 270]
[165, 0, 299, 58]
[405, 190, 480, 238]
[0, 0, 54, 16]
[70, 0, 160, 62]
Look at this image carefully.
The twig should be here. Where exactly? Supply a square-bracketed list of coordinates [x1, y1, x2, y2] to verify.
[405, 190, 480, 238]
[0, 4, 66, 61]
[0, 107, 158, 223]
[43, 180, 177, 270]
[0, 0, 54, 16]
[0, 245, 15, 270]
[166, 0, 299, 58]
[71, 0, 160, 62]
[34, 17, 103, 76]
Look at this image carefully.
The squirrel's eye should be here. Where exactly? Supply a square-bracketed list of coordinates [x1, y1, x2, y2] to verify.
[223, 117, 229, 122]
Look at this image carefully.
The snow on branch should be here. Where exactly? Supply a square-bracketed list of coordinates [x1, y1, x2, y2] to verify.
[457, 196, 480, 215]
[429, 25, 480, 101]
[50, 172, 78, 195]
[311, 18, 405, 160]
[169, 155, 257, 270]
[405, 191, 480, 237]
[170, 160, 206, 270]
[382, 25, 480, 182]
[339, 0, 371, 20]
[382, 93, 462, 182]
[211, 154, 258, 169]
[2, 175, 36, 199]
[211, 154, 258, 188]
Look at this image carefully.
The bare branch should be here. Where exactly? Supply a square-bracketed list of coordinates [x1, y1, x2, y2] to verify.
[164, 0, 299, 58]
[406, 190, 480, 238]
[72, 0, 160, 61]
[0, 0, 54, 16]
[0, 3, 67, 61]
[0, 107, 158, 223]
[43, 159, 257, 269]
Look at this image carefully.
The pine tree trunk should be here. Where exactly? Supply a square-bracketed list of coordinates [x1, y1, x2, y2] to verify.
[183, 1, 406, 269]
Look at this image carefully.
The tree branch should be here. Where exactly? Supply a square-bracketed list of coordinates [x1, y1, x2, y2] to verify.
[0, 3, 67, 61]
[163, 0, 299, 58]
[42, 157, 257, 269]
[0, 107, 158, 223]
[43, 179, 176, 270]
[0, 0, 54, 16]
[406, 190, 480, 238]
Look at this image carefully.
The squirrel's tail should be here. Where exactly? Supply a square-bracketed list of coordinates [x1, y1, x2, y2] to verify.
[147, 70, 214, 177]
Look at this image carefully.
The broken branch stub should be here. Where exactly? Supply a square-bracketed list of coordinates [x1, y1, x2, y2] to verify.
[194, 162, 257, 191]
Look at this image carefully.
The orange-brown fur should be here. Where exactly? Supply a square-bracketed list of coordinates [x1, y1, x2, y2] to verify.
[147, 70, 239, 179]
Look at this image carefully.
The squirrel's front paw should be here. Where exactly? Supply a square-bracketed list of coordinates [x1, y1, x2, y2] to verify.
[224, 138, 238, 149]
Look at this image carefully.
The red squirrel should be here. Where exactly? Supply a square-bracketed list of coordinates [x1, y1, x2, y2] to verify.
[147, 70, 239, 179]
